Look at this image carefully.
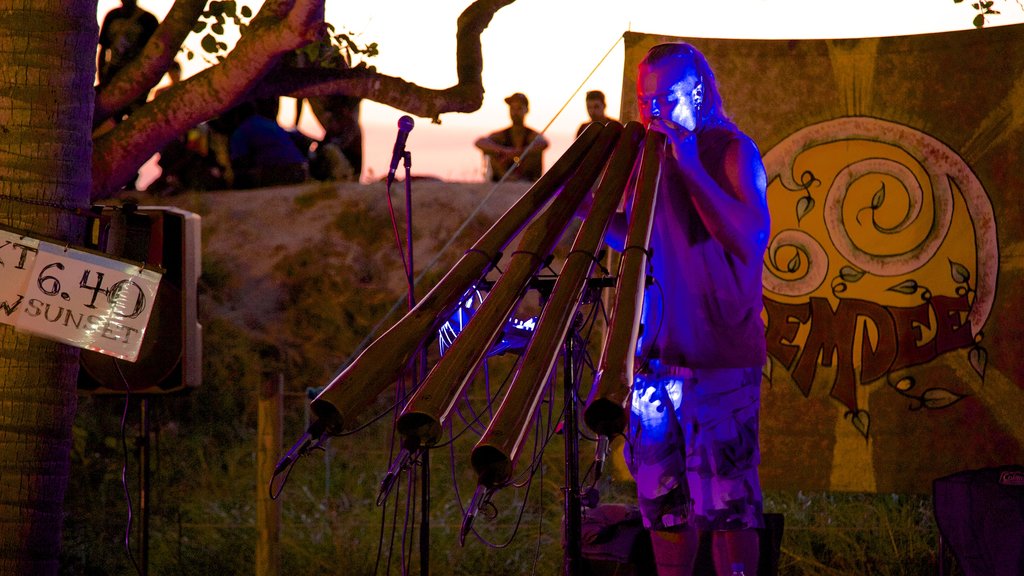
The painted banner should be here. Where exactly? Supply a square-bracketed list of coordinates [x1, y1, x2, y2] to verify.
[620, 25, 1024, 493]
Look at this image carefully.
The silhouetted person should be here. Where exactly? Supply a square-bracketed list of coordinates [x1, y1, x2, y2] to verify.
[576, 90, 618, 138]
[475, 92, 548, 182]
[97, 0, 158, 120]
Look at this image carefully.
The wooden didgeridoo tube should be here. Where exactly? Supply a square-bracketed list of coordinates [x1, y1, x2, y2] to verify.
[308, 123, 606, 435]
[470, 122, 647, 488]
[582, 130, 666, 437]
[394, 122, 624, 449]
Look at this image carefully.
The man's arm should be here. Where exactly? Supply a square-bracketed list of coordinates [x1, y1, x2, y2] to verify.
[474, 134, 512, 156]
[654, 119, 769, 265]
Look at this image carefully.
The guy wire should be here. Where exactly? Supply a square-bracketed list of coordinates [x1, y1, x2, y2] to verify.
[340, 33, 626, 370]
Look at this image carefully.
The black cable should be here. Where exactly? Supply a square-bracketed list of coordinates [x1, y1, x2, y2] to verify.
[433, 359, 516, 449]
[372, 475, 389, 576]
[114, 359, 143, 576]
[402, 465, 416, 576]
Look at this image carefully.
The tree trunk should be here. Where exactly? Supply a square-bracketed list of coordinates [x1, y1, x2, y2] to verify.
[0, 1, 97, 574]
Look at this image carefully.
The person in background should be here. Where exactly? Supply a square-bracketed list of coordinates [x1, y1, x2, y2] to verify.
[475, 92, 548, 182]
[576, 90, 618, 138]
[603, 42, 771, 576]
[147, 61, 232, 194]
[97, 0, 159, 120]
[307, 94, 363, 182]
[227, 98, 308, 189]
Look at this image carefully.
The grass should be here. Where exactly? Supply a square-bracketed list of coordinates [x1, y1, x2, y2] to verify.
[64, 380, 960, 575]
[764, 491, 954, 575]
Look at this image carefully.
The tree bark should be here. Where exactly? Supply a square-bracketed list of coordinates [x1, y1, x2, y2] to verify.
[0, 0, 96, 573]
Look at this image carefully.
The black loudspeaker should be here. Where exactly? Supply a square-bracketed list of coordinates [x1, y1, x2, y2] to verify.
[78, 205, 201, 395]
[934, 465, 1024, 576]
[579, 504, 656, 576]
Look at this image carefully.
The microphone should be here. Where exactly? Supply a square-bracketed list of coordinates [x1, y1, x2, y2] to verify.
[387, 115, 415, 186]
[273, 417, 328, 477]
[376, 447, 413, 506]
[460, 486, 493, 546]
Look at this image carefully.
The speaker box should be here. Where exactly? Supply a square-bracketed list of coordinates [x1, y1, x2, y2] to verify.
[78, 205, 201, 395]
[934, 465, 1024, 576]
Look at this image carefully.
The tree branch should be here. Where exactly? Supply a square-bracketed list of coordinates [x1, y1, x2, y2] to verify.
[257, 0, 516, 122]
[91, 0, 326, 198]
[90, 0, 514, 199]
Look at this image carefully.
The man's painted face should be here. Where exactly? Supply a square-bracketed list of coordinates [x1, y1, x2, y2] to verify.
[637, 61, 704, 131]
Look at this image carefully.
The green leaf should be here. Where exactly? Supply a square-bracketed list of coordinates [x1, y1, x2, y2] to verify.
[949, 260, 970, 284]
[969, 346, 987, 379]
[212, 22, 224, 35]
[201, 33, 218, 54]
[922, 388, 966, 409]
[787, 253, 801, 273]
[241, 6, 253, 18]
[974, 13, 986, 27]
[839, 266, 865, 282]
[887, 279, 918, 295]
[796, 196, 814, 222]
[223, 1, 237, 17]
[192, 21, 207, 33]
[871, 182, 886, 208]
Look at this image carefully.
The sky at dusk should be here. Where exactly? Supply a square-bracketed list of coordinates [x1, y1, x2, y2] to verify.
[97, 0, 1024, 186]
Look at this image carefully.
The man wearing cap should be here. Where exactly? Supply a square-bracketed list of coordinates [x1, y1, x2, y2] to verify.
[576, 90, 618, 138]
[475, 92, 549, 182]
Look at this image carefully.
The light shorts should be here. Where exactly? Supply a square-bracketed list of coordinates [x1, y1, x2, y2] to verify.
[623, 360, 764, 531]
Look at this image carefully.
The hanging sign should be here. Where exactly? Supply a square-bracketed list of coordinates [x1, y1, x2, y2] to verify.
[1, 232, 162, 362]
[0, 229, 39, 321]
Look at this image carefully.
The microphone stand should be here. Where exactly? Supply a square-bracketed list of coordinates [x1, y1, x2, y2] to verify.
[391, 148, 431, 575]
[406, 152, 433, 576]
[562, 320, 583, 576]
[563, 277, 617, 576]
